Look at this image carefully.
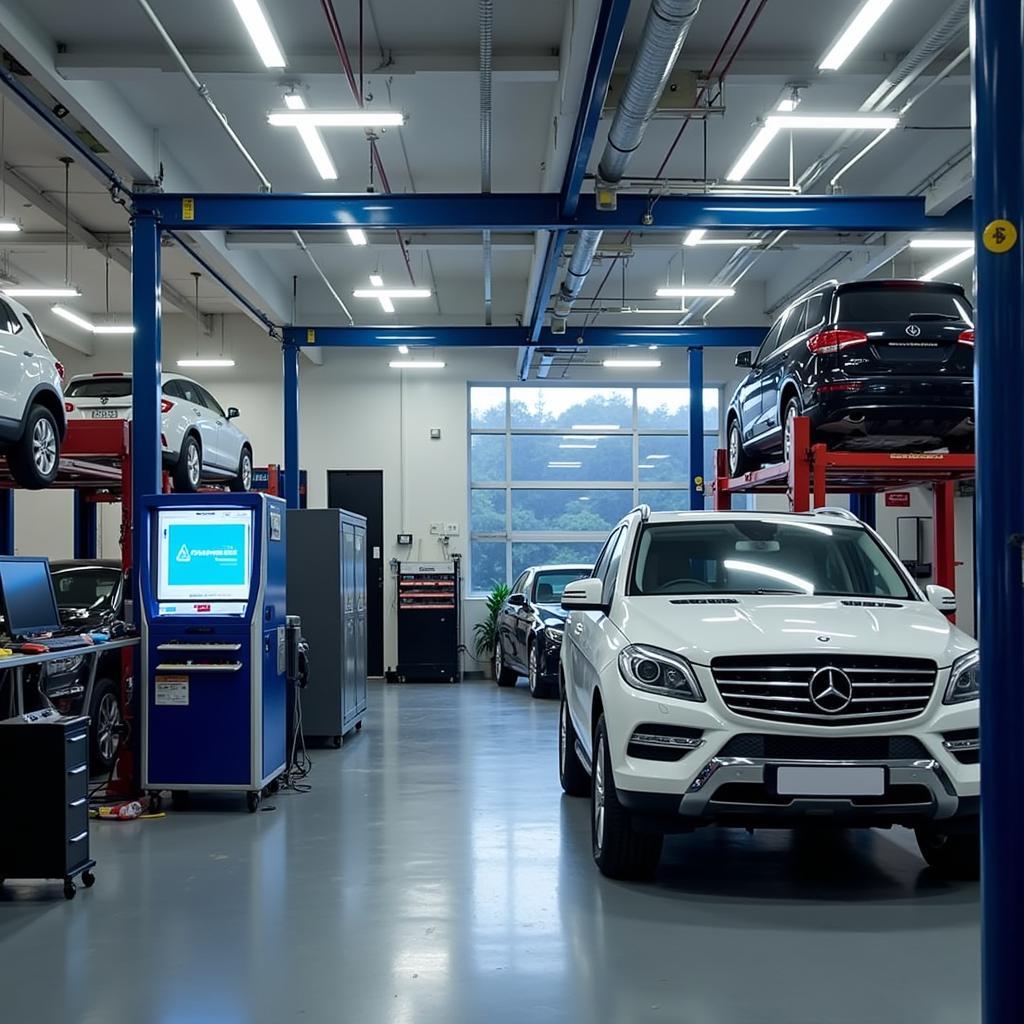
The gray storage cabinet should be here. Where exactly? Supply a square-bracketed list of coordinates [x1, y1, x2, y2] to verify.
[287, 509, 368, 743]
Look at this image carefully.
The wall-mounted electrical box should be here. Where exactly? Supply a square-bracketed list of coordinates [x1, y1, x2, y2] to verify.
[396, 533, 413, 546]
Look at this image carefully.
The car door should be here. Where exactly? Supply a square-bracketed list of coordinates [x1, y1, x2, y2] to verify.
[737, 317, 784, 443]
[499, 572, 529, 667]
[174, 378, 220, 472]
[201, 384, 244, 471]
[757, 300, 807, 434]
[0, 299, 29, 425]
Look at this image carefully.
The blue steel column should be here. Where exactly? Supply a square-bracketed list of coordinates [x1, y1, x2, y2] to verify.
[973, 2, 1024, 1022]
[283, 342, 300, 509]
[73, 492, 98, 559]
[0, 490, 12, 555]
[131, 213, 162, 586]
[688, 347, 705, 510]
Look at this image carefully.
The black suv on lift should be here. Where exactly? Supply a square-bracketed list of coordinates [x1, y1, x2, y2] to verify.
[726, 279, 975, 475]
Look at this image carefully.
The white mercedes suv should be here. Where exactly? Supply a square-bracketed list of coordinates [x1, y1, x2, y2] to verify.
[559, 506, 980, 881]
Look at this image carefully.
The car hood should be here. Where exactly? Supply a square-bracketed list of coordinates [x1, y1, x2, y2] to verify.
[536, 603, 568, 627]
[617, 595, 975, 668]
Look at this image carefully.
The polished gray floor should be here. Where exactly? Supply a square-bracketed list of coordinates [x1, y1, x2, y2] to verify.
[1, 680, 979, 1023]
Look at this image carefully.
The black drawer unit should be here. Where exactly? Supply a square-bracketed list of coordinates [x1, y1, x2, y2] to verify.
[0, 710, 96, 899]
[396, 561, 460, 683]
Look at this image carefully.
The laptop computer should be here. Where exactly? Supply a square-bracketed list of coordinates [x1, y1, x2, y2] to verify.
[0, 557, 89, 650]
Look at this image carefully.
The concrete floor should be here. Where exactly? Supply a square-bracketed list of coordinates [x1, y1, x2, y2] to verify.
[0, 680, 979, 1023]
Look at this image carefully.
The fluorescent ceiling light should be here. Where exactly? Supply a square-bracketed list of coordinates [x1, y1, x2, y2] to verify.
[280, 92, 336, 180]
[645, 454, 670, 460]
[563, 434, 600, 440]
[397, 344, 409, 354]
[637, 464, 656, 469]
[690, 237, 762, 246]
[389, 360, 445, 369]
[819, 0, 895, 72]
[559, 443, 597, 449]
[0, 220, 21, 233]
[765, 113, 899, 131]
[603, 359, 662, 368]
[284, 93, 305, 111]
[369, 274, 384, 287]
[547, 461, 582, 468]
[378, 295, 396, 314]
[52, 305, 134, 334]
[353, 288, 431, 299]
[655, 287, 735, 298]
[268, 111, 405, 128]
[918, 246, 974, 282]
[571, 424, 620, 431]
[909, 238, 974, 249]
[684, 229, 706, 246]
[177, 358, 236, 368]
[231, 0, 286, 68]
[726, 124, 779, 182]
[347, 228, 368, 246]
[6, 287, 81, 298]
[776, 97, 799, 112]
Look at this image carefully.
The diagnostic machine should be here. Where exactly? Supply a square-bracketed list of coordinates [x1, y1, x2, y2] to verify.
[139, 493, 287, 810]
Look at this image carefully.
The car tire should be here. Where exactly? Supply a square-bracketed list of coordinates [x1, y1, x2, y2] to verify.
[782, 395, 808, 464]
[494, 639, 517, 687]
[915, 824, 980, 880]
[528, 640, 554, 699]
[592, 715, 663, 880]
[7, 403, 60, 489]
[230, 445, 253, 492]
[559, 690, 590, 797]
[89, 678, 122, 774]
[173, 434, 202, 492]
[727, 416, 756, 476]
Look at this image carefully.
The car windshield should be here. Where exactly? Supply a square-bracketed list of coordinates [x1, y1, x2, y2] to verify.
[65, 378, 132, 399]
[51, 567, 121, 612]
[629, 520, 914, 599]
[533, 569, 592, 603]
[835, 287, 972, 324]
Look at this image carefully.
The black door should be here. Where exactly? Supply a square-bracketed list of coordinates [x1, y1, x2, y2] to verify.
[328, 470, 385, 676]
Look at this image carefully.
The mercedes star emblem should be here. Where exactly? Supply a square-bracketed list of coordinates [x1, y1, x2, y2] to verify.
[808, 666, 854, 713]
[100, 396, 109, 405]
[905, 323, 922, 337]
[816, 635, 831, 643]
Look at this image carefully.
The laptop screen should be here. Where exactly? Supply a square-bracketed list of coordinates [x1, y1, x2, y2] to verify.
[0, 557, 62, 637]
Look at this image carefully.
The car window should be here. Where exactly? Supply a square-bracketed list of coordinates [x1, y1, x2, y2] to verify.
[162, 380, 181, 398]
[175, 379, 204, 405]
[22, 312, 47, 346]
[775, 301, 807, 349]
[533, 569, 592, 603]
[197, 385, 226, 417]
[510, 572, 529, 596]
[591, 528, 621, 583]
[754, 318, 784, 365]
[804, 293, 827, 331]
[599, 528, 629, 603]
[51, 567, 121, 611]
[65, 377, 133, 399]
[835, 287, 972, 323]
[0, 298, 23, 335]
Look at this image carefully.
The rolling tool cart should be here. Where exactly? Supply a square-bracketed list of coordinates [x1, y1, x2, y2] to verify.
[396, 561, 460, 683]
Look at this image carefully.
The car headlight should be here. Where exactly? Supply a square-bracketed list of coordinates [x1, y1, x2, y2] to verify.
[543, 619, 564, 645]
[618, 644, 705, 702]
[48, 655, 85, 675]
[944, 651, 979, 704]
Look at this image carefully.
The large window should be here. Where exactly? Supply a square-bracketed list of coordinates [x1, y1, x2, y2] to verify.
[469, 384, 722, 592]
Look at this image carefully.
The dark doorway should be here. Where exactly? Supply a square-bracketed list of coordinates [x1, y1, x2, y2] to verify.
[328, 470, 385, 676]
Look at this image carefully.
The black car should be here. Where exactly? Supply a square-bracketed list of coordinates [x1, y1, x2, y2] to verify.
[45, 559, 127, 772]
[726, 278, 975, 475]
[494, 564, 593, 698]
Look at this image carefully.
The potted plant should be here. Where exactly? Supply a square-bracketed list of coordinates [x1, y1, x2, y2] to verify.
[474, 582, 510, 678]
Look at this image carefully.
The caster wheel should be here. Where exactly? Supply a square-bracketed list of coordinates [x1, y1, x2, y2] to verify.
[332, 735, 342, 749]
[148, 793, 163, 814]
[355, 721, 362, 732]
[246, 791, 262, 813]
[64, 880, 77, 900]
[81, 870, 95, 889]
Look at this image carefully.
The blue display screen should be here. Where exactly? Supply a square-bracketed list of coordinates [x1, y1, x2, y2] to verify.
[157, 508, 253, 603]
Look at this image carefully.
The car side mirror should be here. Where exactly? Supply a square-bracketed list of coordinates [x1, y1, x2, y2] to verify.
[227, 406, 240, 420]
[561, 577, 608, 613]
[507, 593, 525, 607]
[735, 351, 752, 368]
[926, 584, 957, 614]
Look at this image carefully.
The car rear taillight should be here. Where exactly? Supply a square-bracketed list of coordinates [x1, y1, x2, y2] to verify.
[807, 329, 869, 355]
[55, 360, 65, 380]
[817, 381, 865, 394]
[958, 329, 975, 346]
[65, 402, 74, 413]
[160, 398, 174, 413]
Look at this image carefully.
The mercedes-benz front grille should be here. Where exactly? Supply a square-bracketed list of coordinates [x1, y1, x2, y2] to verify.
[711, 654, 937, 726]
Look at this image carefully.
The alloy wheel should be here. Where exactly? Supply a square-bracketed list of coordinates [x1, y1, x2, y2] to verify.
[559, 700, 567, 773]
[494, 642, 502, 679]
[728, 423, 740, 475]
[529, 644, 537, 694]
[187, 444, 201, 486]
[594, 734, 606, 851]
[96, 692, 121, 764]
[33, 417, 57, 476]
[242, 453, 252, 490]
[784, 404, 797, 463]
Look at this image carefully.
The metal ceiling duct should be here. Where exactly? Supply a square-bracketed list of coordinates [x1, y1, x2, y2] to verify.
[550, 0, 704, 333]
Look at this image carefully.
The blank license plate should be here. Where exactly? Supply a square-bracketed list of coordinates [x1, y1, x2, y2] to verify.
[90, 409, 119, 419]
[776, 766, 885, 797]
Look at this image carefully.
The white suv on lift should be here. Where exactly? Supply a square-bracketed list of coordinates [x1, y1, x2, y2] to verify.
[559, 506, 980, 881]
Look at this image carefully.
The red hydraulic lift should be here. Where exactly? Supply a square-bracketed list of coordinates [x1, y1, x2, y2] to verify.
[707, 415, 975, 594]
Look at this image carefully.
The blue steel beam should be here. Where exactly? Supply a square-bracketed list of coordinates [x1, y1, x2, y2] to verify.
[973, 1, 1024, 1022]
[134, 192, 974, 234]
[282, 343, 301, 510]
[285, 325, 766, 348]
[687, 347, 704, 511]
[528, 229, 567, 344]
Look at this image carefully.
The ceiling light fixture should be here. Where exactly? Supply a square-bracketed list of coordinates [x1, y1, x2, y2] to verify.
[602, 359, 662, 368]
[684, 228, 706, 246]
[655, 287, 735, 298]
[347, 228, 368, 246]
[0, 221, 20, 233]
[353, 288, 432, 299]
[559, 443, 597, 449]
[378, 295, 396, 314]
[388, 360, 445, 369]
[177, 358, 237, 368]
[819, 0, 895, 72]
[571, 424, 620, 431]
[918, 247, 974, 282]
[765, 113, 900, 131]
[281, 92, 336, 180]
[909, 238, 975, 249]
[6, 287, 81, 298]
[268, 111, 405, 128]
[547, 461, 582, 469]
[398, 344, 409, 354]
[52, 305, 135, 334]
[685, 228, 762, 247]
[231, 0, 286, 69]
[725, 124, 780, 182]
[369, 274, 384, 287]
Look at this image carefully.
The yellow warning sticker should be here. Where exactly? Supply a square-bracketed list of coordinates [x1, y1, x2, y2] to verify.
[306, 328, 316, 344]
[182, 197, 195, 221]
[983, 219, 1017, 253]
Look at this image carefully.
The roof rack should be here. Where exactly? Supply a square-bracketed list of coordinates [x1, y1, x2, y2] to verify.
[628, 503, 651, 522]
[814, 506, 861, 522]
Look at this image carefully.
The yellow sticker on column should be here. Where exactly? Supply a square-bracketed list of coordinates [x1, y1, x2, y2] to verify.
[182, 197, 195, 221]
[983, 219, 1017, 253]
[306, 328, 316, 344]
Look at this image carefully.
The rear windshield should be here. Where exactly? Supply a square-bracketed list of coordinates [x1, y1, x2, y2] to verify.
[52, 567, 121, 611]
[65, 378, 132, 399]
[533, 569, 592, 603]
[629, 520, 914, 600]
[835, 287, 972, 324]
